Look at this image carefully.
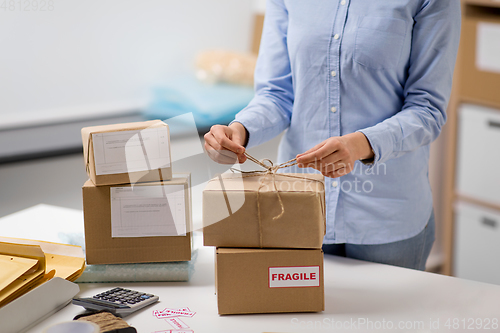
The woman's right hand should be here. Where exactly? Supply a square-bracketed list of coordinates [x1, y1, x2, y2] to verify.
[204, 122, 248, 164]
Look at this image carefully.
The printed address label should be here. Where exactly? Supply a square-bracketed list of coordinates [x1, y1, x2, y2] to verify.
[269, 266, 320, 288]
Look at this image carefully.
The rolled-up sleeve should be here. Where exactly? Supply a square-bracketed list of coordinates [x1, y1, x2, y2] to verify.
[359, 0, 461, 165]
[231, 0, 293, 148]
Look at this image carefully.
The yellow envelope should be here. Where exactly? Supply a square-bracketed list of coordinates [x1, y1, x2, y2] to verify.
[0, 254, 39, 291]
[0, 242, 46, 307]
[0, 237, 85, 282]
[0, 237, 85, 307]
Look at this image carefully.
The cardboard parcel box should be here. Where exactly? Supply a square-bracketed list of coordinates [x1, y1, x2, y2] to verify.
[203, 173, 325, 249]
[216, 248, 324, 315]
[461, 4, 500, 107]
[82, 174, 192, 265]
[82, 120, 172, 186]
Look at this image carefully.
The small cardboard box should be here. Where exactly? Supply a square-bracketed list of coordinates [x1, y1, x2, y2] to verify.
[82, 174, 192, 265]
[82, 120, 172, 186]
[461, 5, 500, 108]
[203, 173, 325, 249]
[216, 248, 324, 315]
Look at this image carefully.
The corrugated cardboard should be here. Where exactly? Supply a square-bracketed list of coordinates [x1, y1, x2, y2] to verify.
[216, 248, 324, 315]
[461, 5, 500, 108]
[82, 175, 192, 265]
[81, 120, 172, 186]
[203, 173, 325, 249]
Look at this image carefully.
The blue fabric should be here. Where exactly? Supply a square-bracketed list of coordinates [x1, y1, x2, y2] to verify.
[322, 210, 435, 270]
[232, 0, 460, 244]
[145, 76, 255, 129]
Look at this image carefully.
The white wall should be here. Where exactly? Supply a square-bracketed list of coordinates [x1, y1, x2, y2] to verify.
[0, 0, 254, 128]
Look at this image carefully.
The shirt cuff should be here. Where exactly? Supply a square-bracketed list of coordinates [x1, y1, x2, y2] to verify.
[357, 125, 396, 166]
[230, 112, 269, 149]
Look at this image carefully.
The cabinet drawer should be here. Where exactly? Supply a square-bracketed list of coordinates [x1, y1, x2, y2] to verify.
[453, 201, 500, 285]
[456, 104, 500, 205]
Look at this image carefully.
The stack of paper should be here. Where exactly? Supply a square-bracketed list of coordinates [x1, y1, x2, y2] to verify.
[0, 236, 85, 308]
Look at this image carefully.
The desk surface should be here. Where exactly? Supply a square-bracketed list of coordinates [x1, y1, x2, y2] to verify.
[25, 233, 500, 333]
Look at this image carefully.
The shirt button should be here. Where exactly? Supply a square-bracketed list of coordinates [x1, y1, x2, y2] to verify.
[341, 0, 346, 5]
[332, 181, 339, 188]
[331, 107, 337, 113]
[331, 71, 337, 77]
[334, 34, 340, 40]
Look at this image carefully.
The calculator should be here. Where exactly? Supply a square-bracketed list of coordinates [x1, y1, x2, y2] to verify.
[72, 287, 159, 317]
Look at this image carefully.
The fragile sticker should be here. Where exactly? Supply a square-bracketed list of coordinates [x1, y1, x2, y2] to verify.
[269, 266, 320, 288]
[153, 307, 195, 319]
[165, 317, 190, 330]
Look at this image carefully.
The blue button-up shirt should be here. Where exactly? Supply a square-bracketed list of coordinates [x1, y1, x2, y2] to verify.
[233, 0, 461, 244]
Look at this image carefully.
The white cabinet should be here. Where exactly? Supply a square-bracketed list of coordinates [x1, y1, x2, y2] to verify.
[454, 201, 500, 285]
[456, 104, 500, 205]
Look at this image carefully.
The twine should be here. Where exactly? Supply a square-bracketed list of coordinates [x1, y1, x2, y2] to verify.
[229, 152, 323, 248]
[77, 312, 132, 331]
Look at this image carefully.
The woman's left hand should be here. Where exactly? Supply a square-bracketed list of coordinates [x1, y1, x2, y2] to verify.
[296, 132, 374, 178]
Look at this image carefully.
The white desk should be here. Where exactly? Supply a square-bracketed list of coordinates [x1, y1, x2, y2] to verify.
[2, 205, 499, 333]
[23, 235, 500, 333]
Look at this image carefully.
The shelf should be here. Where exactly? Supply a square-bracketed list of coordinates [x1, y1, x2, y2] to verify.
[463, 0, 500, 9]
[459, 98, 500, 111]
[455, 194, 500, 212]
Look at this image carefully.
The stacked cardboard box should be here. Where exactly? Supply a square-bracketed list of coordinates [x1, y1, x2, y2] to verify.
[203, 172, 326, 314]
[461, 3, 500, 107]
[81, 120, 191, 265]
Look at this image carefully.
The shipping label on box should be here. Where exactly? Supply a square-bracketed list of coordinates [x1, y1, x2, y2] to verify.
[476, 22, 500, 74]
[203, 173, 325, 249]
[82, 174, 192, 265]
[110, 184, 187, 238]
[82, 120, 172, 186]
[216, 248, 324, 315]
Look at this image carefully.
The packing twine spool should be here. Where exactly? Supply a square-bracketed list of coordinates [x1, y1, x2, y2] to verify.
[75, 312, 136, 333]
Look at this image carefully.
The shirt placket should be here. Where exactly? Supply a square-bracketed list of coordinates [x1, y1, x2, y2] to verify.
[326, 0, 350, 242]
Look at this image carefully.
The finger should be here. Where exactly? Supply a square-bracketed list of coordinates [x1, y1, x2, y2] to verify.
[322, 167, 346, 179]
[330, 167, 350, 178]
[321, 162, 339, 174]
[296, 141, 326, 159]
[205, 135, 239, 164]
[210, 126, 245, 154]
[297, 162, 322, 173]
[299, 151, 343, 170]
[205, 132, 245, 162]
[204, 132, 224, 152]
[297, 141, 341, 165]
[328, 162, 354, 178]
[231, 130, 246, 150]
[238, 154, 247, 164]
[321, 158, 353, 174]
[206, 148, 239, 164]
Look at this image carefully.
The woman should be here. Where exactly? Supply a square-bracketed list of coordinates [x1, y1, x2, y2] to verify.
[204, 0, 461, 270]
